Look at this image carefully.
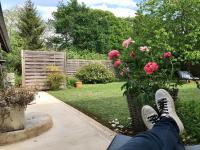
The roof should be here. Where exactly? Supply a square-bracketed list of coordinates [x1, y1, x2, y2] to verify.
[0, 3, 11, 52]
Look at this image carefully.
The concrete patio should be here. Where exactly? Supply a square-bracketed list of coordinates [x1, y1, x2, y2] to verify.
[0, 92, 115, 150]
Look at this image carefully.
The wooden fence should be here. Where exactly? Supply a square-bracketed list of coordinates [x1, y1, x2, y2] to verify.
[22, 50, 66, 90]
[66, 59, 112, 76]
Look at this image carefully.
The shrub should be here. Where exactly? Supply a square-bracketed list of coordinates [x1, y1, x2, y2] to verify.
[66, 76, 79, 88]
[176, 100, 200, 144]
[47, 73, 65, 90]
[0, 87, 36, 108]
[15, 75, 22, 87]
[46, 65, 66, 90]
[75, 63, 115, 84]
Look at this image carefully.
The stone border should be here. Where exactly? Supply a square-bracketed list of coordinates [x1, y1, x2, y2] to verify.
[0, 112, 53, 145]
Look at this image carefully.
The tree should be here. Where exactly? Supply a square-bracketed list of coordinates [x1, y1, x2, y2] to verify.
[133, 0, 200, 64]
[3, 7, 24, 74]
[3, 7, 20, 38]
[53, 0, 132, 53]
[18, 0, 45, 50]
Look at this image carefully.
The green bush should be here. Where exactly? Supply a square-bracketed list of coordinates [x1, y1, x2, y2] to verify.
[47, 73, 65, 90]
[15, 74, 22, 87]
[66, 76, 79, 88]
[176, 100, 200, 144]
[75, 63, 115, 84]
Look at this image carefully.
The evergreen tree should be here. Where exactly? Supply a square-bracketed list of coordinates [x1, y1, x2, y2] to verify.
[18, 0, 45, 50]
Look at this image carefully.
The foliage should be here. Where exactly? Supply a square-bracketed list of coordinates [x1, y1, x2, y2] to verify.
[109, 38, 182, 104]
[52, 0, 132, 53]
[177, 100, 200, 144]
[0, 87, 36, 108]
[134, 0, 200, 64]
[3, 7, 23, 74]
[15, 75, 22, 87]
[3, 7, 20, 38]
[66, 76, 79, 88]
[75, 63, 115, 84]
[3, 31, 23, 74]
[47, 73, 65, 90]
[0, 72, 4, 89]
[17, 0, 45, 50]
[66, 47, 107, 60]
[47, 66, 66, 90]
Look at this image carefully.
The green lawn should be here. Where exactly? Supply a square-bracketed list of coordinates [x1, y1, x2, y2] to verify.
[49, 82, 129, 127]
[49, 82, 200, 128]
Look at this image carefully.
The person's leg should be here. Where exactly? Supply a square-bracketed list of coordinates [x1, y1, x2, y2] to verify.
[149, 117, 185, 150]
[118, 89, 185, 150]
[118, 116, 184, 150]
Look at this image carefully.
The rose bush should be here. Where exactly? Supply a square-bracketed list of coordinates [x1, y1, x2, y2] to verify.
[108, 37, 182, 133]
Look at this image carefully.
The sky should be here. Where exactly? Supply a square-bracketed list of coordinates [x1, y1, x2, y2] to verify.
[1, 0, 141, 20]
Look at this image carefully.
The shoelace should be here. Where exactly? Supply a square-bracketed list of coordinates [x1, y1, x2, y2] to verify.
[157, 98, 169, 115]
[147, 114, 159, 124]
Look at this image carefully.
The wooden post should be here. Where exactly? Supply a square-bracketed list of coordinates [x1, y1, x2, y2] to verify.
[21, 50, 25, 87]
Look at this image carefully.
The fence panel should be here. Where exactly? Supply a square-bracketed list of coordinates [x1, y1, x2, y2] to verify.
[22, 50, 66, 90]
[66, 59, 112, 76]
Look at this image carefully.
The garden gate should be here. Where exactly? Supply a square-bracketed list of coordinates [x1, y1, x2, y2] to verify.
[21, 50, 66, 90]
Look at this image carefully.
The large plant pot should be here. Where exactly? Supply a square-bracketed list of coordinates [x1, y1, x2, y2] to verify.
[0, 106, 25, 132]
[126, 93, 145, 134]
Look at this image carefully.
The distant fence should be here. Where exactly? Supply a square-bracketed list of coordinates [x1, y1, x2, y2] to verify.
[22, 50, 66, 90]
[66, 59, 112, 76]
[21, 50, 112, 89]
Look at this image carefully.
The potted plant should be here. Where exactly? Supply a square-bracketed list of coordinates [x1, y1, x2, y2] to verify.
[108, 37, 183, 134]
[0, 87, 36, 132]
[75, 80, 82, 88]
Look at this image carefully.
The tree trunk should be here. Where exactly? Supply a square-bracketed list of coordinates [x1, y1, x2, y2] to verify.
[126, 92, 145, 134]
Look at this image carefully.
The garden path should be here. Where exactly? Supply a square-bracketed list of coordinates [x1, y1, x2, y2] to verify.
[0, 92, 115, 150]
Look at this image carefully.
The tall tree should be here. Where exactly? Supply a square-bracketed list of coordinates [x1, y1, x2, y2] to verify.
[53, 0, 132, 53]
[18, 0, 45, 50]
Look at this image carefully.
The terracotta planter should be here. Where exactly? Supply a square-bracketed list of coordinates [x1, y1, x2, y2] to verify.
[0, 106, 25, 132]
[75, 81, 82, 88]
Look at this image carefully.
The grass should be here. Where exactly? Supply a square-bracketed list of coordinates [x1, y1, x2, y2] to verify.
[49, 82, 130, 127]
[178, 83, 200, 101]
[49, 82, 200, 129]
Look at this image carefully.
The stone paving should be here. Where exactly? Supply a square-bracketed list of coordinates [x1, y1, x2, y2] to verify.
[0, 92, 115, 150]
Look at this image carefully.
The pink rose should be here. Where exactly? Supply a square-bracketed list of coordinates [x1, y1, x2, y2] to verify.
[122, 37, 135, 48]
[108, 50, 120, 60]
[114, 60, 121, 68]
[140, 46, 150, 52]
[163, 52, 172, 58]
[144, 62, 159, 75]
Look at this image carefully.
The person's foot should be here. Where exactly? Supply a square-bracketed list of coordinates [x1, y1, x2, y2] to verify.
[141, 105, 159, 129]
[155, 89, 184, 134]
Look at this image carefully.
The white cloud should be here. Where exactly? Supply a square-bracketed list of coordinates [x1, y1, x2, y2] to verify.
[91, 4, 136, 17]
[36, 0, 137, 20]
[37, 5, 57, 20]
[77, 0, 136, 8]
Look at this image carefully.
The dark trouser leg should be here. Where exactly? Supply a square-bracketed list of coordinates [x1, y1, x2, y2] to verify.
[118, 117, 185, 150]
